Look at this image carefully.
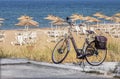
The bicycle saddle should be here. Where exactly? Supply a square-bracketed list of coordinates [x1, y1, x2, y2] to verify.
[86, 30, 94, 34]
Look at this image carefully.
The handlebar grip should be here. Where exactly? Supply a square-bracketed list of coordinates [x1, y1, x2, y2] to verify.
[66, 17, 74, 26]
[66, 17, 70, 21]
[66, 17, 72, 25]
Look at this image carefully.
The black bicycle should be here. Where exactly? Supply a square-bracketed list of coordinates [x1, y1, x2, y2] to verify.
[52, 17, 107, 66]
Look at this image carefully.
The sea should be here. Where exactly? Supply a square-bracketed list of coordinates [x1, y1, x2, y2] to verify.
[0, 0, 120, 30]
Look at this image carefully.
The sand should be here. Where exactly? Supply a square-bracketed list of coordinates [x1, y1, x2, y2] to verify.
[0, 27, 119, 48]
[0, 28, 85, 51]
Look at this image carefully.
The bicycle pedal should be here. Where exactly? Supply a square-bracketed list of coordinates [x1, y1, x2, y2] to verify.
[77, 49, 82, 53]
[77, 55, 85, 59]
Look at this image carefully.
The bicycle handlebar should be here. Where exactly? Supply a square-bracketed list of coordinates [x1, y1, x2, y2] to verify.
[66, 17, 74, 26]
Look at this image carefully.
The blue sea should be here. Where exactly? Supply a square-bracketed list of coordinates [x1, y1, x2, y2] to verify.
[0, 0, 120, 30]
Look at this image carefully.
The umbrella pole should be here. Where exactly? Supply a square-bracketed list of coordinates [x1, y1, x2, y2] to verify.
[97, 22, 98, 29]
[27, 26, 28, 31]
[25, 25, 28, 31]
[56, 25, 57, 30]
[51, 23, 53, 30]
[25, 26, 27, 30]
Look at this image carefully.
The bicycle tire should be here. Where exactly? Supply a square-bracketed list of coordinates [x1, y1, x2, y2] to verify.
[52, 38, 70, 64]
[85, 41, 107, 66]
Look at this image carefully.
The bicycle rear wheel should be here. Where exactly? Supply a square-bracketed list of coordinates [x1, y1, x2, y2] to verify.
[85, 41, 107, 66]
[52, 39, 69, 64]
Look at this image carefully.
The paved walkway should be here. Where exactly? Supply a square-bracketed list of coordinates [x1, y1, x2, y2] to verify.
[0, 58, 118, 79]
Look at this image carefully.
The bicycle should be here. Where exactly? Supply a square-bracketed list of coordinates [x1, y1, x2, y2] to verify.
[52, 17, 107, 66]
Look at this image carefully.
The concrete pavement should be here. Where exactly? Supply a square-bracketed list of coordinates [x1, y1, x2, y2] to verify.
[0, 58, 119, 79]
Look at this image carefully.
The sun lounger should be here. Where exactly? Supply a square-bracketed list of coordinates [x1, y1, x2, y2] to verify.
[90, 27, 97, 34]
[74, 25, 81, 35]
[11, 33, 26, 45]
[48, 30, 60, 37]
[0, 31, 5, 42]
[11, 31, 37, 46]
[0, 35, 5, 42]
[81, 26, 87, 34]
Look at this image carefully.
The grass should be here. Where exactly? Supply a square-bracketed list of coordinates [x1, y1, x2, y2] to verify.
[107, 38, 120, 61]
[0, 30, 120, 63]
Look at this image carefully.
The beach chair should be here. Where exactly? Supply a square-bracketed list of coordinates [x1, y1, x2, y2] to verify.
[0, 31, 5, 42]
[60, 30, 67, 36]
[48, 30, 60, 37]
[90, 27, 97, 34]
[0, 35, 5, 42]
[11, 33, 26, 46]
[75, 25, 81, 35]
[22, 31, 31, 40]
[47, 37, 59, 42]
[47, 29, 62, 42]
[28, 31, 37, 44]
[29, 32, 37, 39]
[81, 26, 87, 34]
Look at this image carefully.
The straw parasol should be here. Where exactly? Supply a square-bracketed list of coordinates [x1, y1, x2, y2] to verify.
[103, 16, 115, 22]
[93, 12, 106, 19]
[44, 15, 64, 22]
[114, 13, 120, 17]
[87, 18, 100, 23]
[113, 17, 120, 23]
[15, 15, 39, 30]
[44, 15, 57, 21]
[17, 15, 33, 21]
[98, 15, 106, 19]
[70, 14, 84, 21]
[45, 15, 65, 28]
[93, 12, 103, 17]
[83, 16, 95, 21]
[50, 19, 67, 26]
[104, 16, 112, 20]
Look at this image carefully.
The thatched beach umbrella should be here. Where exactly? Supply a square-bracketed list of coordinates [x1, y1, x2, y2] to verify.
[104, 16, 113, 20]
[114, 13, 120, 17]
[83, 16, 94, 21]
[70, 14, 84, 21]
[88, 18, 100, 23]
[15, 15, 39, 30]
[93, 12, 102, 17]
[45, 15, 65, 29]
[93, 12, 108, 25]
[17, 15, 31, 20]
[84, 16, 100, 28]
[93, 12, 106, 19]
[93, 12, 102, 16]
[45, 15, 64, 22]
[113, 17, 120, 23]
[44, 15, 57, 21]
[51, 20, 66, 26]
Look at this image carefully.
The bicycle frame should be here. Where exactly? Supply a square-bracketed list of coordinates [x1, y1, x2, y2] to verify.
[65, 27, 88, 56]
[65, 20, 91, 56]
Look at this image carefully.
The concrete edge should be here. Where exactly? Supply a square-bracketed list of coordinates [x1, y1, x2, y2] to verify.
[30, 61, 83, 71]
[0, 58, 119, 78]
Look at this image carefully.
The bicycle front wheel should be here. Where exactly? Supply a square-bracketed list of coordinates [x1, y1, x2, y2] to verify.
[52, 39, 70, 64]
[85, 41, 107, 66]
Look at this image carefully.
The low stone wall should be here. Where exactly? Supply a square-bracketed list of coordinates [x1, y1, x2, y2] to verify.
[113, 62, 120, 78]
